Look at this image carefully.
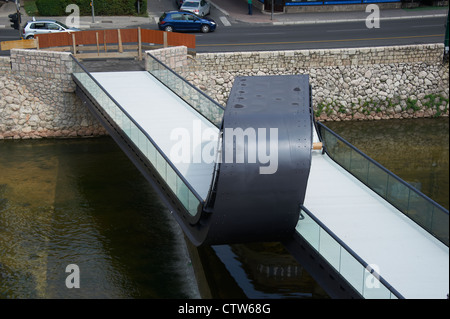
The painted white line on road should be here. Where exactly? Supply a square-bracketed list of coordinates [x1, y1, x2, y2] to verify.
[411, 24, 443, 28]
[326, 28, 368, 33]
[219, 16, 231, 27]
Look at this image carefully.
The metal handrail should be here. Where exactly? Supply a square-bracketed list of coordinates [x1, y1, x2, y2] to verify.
[146, 52, 225, 128]
[299, 205, 405, 299]
[70, 55, 205, 205]
[317, 121, 449, 246]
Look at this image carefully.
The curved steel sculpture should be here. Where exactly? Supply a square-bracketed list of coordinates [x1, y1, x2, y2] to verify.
[192, 75, 314, 245]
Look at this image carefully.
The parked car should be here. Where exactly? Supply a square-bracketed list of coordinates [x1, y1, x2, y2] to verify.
[180, 0, 210, 17]
[21, 19, 80, 39]
[158, 11, 216, 33]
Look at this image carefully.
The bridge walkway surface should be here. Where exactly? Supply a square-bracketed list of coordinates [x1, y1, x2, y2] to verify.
[72, 55, 449, 299]
[299, 128, 449, 299]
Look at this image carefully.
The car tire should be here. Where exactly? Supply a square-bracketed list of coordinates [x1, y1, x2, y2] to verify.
[164, 26, 174, 32]
[201, 25, 210, 33]
[26, 35, 34, 39]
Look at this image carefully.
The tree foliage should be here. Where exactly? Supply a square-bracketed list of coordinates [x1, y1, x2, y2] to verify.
[36, 0, 147, 16]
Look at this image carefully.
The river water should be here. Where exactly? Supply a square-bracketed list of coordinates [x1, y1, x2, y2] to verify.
[0, 118, 448, 299]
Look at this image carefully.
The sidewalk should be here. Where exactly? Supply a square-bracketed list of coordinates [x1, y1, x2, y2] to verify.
[1, 0, 448, 29]
[210, 0, 448, 25]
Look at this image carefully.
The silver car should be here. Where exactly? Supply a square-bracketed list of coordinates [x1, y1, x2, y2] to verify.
[180, 0, 210, 17]
[21, 19, 80, 39]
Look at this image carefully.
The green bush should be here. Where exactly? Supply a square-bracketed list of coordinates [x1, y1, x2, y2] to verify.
[69, 0, 147, 16]
[35, 0, 70, 16]
[36, 0, 147, 16]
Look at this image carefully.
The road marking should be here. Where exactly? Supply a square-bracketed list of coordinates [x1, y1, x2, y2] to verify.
[197, 34, 444, 48]
[411, 24, 443, 28]
[219, 16, 231, 27]
[326, 28, 369, 33]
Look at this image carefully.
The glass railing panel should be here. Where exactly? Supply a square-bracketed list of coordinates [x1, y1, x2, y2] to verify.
[146, 53, 224, 128]
[318, 122, 449, 246]
[176, 178, 190, 211]
[121, 113, 132, 138]
[296, 206, 403, 299]
[189, 191, 200, 217]
[349, 149, 369, 184]
[406, 191, 434, 230]
[340, 249, 364, 296]
[297, 212, 320, 251]
[156, 151, 167, 181]
[146, 139, 157, 164]
[367, 162, 388, 198]
[319, 230, 341, 271]
[386, 176, 412, 214]
[72, 56, 203, 218]
[137, 130, 148, 157]
[431, 208, 449, 245]
[363, 270, 392, 299]
[166, 166, 178, 195]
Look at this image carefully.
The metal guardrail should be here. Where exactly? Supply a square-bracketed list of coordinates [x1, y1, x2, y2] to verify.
[317, 121, 449, 246]
[70, 55, 204, 217]
[146, 52, 225, 128]
[297, 205, 404, 299]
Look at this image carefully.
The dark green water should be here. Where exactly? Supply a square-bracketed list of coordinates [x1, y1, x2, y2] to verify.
[0, 118, 448, 298]
[325, 117, 449, 210]
[0, 138, 198, 298]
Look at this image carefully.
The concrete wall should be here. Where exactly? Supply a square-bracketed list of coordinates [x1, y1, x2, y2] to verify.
[0, 49, 106, 139]
[1, 43, 448, 139]
[158, 44, 449, 121]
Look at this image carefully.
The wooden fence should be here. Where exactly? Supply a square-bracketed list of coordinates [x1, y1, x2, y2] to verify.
[1, 28, 195, 60]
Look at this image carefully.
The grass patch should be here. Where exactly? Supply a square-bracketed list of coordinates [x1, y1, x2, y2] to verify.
[24, 0, 39, 16]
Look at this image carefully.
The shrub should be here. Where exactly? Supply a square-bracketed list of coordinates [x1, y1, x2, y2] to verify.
[36, 0, 147, 16]
[70, 0, 146, 16]
[35, 0, 70, 16]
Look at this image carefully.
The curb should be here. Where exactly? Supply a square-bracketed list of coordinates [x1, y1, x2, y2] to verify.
[272, 13, 448, 26]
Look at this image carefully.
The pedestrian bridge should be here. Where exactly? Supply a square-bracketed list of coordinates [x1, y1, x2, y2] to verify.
[71, 53, 449, 299]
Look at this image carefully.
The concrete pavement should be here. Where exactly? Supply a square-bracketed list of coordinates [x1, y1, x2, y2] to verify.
[211, 0, 448, 25]
[0, 0, 448, 30]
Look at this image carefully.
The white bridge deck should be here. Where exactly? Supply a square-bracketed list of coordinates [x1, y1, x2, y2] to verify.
[302, 130, 449, 299]
[91, 71, 448, 299]
[91, 71, 219, 200]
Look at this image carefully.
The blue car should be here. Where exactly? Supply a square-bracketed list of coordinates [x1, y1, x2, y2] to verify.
[158, 11, 216, 33]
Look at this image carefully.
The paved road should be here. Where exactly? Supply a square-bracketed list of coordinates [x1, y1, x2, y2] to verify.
[193, 17, 447, 52]
[0, 0, 448, 54]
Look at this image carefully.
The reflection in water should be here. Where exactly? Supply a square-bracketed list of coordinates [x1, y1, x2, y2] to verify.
[212, 244, 328, 299]
[0, 138, 198, 299]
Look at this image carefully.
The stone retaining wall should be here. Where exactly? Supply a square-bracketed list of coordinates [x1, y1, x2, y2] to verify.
[164, 44, 449, 121]
[0, 49, 106, 139]
[1, 44, 448, 140]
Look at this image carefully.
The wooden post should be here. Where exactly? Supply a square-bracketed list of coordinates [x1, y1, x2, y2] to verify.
[163, 31, 168, 48]
[117, 29, 123, 53]
[36, 37, 40, 50]
[138, 27, 142, 61]
[72, 33, 76, 55]
[104, 30, 107, 52]
[96, 32, 100, 56]
[312, 142, 323, 150]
